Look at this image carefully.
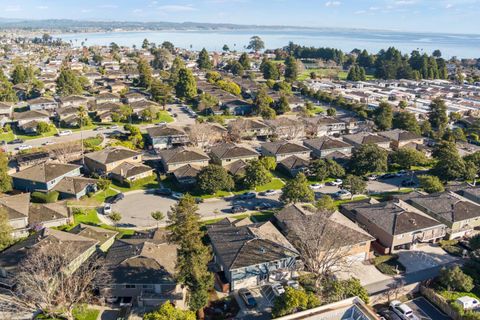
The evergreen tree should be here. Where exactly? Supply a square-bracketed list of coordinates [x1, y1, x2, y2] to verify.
[432, 141, 467, 182]
[238, 52, 251, 69]
[243, 160, 272, 188]
[168, 195, 214, 316]
[197, 48, 212, 70]
[137, 58, 153, 88]
[56, 68, 83, 96]
[175, 68, 197, 100]
[374, 101, 393, 130]
[261, 60, 280, 80]
[275, 95, 291, 115]
[392, 112, 420, 134]
[197, 164, 234, 194]
[349, 144, 388, 175]
[280, 173, 314, 204]
[0, 208, 12, 251]
[284, 56, 299, 82]
[428, 98, 448, 135]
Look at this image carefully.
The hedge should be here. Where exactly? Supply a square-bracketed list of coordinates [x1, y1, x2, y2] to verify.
[31, 191, 59, 203]
[373, 254, 406, 275]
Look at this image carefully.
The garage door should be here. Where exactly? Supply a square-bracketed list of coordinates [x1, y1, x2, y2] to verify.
[346, 252, 368, 263]
[233, 276, 258, 290]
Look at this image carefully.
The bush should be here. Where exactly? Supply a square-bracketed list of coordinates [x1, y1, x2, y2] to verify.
[439, 266, 474, 292]
[31, 191, 59, 203]
[373, 255, 405, 275]
[439, 239, 463, 256]
[72, 207, 86, 215]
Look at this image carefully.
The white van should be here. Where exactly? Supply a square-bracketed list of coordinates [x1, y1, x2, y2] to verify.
[456, 296, 480, 310]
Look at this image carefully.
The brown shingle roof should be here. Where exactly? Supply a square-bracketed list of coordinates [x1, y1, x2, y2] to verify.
[85, 147, 140, 165]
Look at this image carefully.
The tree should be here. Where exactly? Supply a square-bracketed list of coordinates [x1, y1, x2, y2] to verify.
[310, 159, 345, 182]
[168, 195, 213, 316]
[431, 141, 466, 181]
[36, 122, 50, 134]
[175, 68, 197, 100]
[229, 61, 244, 76]
[137, 58, 153, 88]
[349, 144, 388, 175]
[197, 48, 212, 70]
[393, 112, 420, 134]
[272, 287, 320, 318]
[327, 108, 336, 117]
[284, 56, 299, 82]
[315, 195, 336, 213]
[161, 41, 175, 53]
[428, 98, 448, 135]
[398, 100, 408, 109]
[144, 301, 196, 320]
[346, 65, 366, 81]
[418, 175, 444, 193]
[275, 95, 291, 114]
[259, 156, 277, 171]
[197, 164, 234, 194]
[439, 266, 474, 292]
[243, 160, 272, 188]
[253, 86, 274, 115]
[0, 151, 12, 192]
[389, 148, 427, 170]
[1, 241, 108, 320]
[0, 208, 12, 251]
[0, 77, 18, 102]
[247, 36, 265, 52]
[342, 175, 366, 199]
[222, 44, 229, 52]
[97, 178, 111, 197]
[109, 212, 122, 229]
[238, 52, 251, 69]
[374, 101, 393, 130]
[151, 80, 172, 108]
[433, 49, 442, 58]
[280, 173, 314, 204]
[469, 234, 480, 251]
[152, 48, 173, 70]
[151, 211, 165, 228]
[142, 38, 150, 49]
[261, 60, 280, 80]
[56, 68, 83, 96]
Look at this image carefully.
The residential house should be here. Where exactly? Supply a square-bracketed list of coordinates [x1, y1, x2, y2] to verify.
[110, 162, 154, 184]
[95, 92, 120, 104]
[56, 107, 81, 127]
[172, 164, 202, 187]
[124, 92, 146, 104]
[401, 191, 480, 240]
[59, 95, 89, 108]
[225, 159, 248, 177]
[84, 147, 142, 175]
[0, 193, 30, 239]
[377, 129, 424, 150]
[0, 228, 98, 289]
[209, 143, 259, 166]
[303, 136, 353, 159]
[261, 141, 311, 162]
[69, 224, 118, 252]
[13, 110, 51, 134]
[130, 100, 159, 118]
[101, 229, 186, 308]
[275, 204, 374, 262]
[147, 126, 189, 150]
[11, 162, 81, 192]
[264, 118, 305, 140]
[51, 176, 98, 199]
[207, 217, 299, 291]
[340, 199, 446, 254]
[304, 116, 346, 137]
[158, 147, 210, 172]
[222, 99, 253, 116]
[277, 156, 310, 177]
[227, 118, 270, 139]
[342, 132, 391, 149]
[14, 151, 50, 170]
[27, 97, 57, 111]
[0, 102, 13, 125]
[28, 202, 71, 230]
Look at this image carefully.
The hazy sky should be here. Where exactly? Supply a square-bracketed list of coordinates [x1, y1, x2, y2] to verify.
[1, 0, 479, 34]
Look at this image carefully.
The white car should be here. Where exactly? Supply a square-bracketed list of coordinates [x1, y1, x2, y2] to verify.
[310, 183, 325, 190]
[57, 130, 72, 136]
[17, 144, 32, 151]
[390, 300, 419, 320]
[103, 204, 112, 215]
[271, 283, 285, 296]
[263, 189, 278, 196]
[333, 189, 352, 200]
[42, 141, 54, 146]
[328, 179, 343, 186]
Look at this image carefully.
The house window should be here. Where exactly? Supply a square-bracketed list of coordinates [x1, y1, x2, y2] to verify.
[125, 284, 136, 289]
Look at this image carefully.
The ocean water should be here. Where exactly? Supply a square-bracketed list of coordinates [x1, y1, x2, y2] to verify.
[56, 29, 480, 58]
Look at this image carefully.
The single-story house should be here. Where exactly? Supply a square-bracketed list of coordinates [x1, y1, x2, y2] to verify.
[84, 147, 142, 175]
[377, 129, 424, 150]
[110, 162, 155, 184]
[209, 143, 259, 166]
[11, 162, 81, 192]
[51, 176, 98, 199]
[69, 224, 118, 252]
[303, 136, 353, 159]
[28, 97, 57, 111]
[342, 132, 391, 150]
[158, 147, 210, 172]
[261, 141, 311, 162]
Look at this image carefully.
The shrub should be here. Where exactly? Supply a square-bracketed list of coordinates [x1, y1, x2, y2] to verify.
[439, 239, 463, 256]
[31, 191, 59, 203]
[439, 266, 474, 292]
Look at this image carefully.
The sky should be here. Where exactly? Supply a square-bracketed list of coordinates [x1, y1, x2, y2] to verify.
[0, 0, 479, 34]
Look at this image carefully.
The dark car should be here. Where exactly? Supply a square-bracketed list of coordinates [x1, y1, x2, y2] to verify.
[155, 188, 172, 196]
[379, 309, 402, 320]
[239, 192, 256, 200]
[195, 197, 204, 204]
[254, 202, 272, 210]
[231, 205, 247, 213]
[109, 193, 125, 204]
[239, 288, 257, 308]
[380, 173, 396, 180]
[8, 138, 24, 144]
[173, 113, 178, 117]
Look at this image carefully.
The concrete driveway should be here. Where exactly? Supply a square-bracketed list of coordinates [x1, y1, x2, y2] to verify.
[112, 190, 282, 228]
[396, 244, 458, 273]
[337, 261, 393, 286]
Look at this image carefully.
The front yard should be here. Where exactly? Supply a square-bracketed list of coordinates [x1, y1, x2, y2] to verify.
[70, 209, 134, 237]
[373, 255, 406, 275]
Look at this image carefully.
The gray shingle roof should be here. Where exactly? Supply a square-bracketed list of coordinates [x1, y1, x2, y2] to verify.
[262, 141, 310, 155]
[85, 147, 140, 165]
[11, 162, 80, 183]
[210, 143, 258, 160]
[158, 147, 209, 164]
[303, 137, 352, 151]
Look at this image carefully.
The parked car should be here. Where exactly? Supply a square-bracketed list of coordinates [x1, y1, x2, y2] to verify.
[195, 197, 204, 204]
[119, 297, 133, 307]
[389, 300, 418, 320]
[396, 170, 409, 177]
[328, 179, 343, 186]
[332, 189, 352, 200]
[238, 288, 257, 308]
[9, 138, 24, 144]
[154, 188, 172, 196]
[456, 296, 480, 310]
[380, 173, 397, 180]
[109, 125, 119, 129]
[262, 189, 278, 196]
[173, 113, 178, 117]
[171, 192, 184, 200]
[94, 127, 105, 131]
[17, 144, 32, 151]
[254, 202, 272, 210]
[42, 141, 54, 146]
[103, 204, 112, 215]
[57, 130, 72, 136]
[239, 192, 256, 200]
[366, 174, 378, 181]
[310, 183, 324, 190]
[231, 205, 247, 213]
[271, 283, 285, 296]
[109, 193, 125, 204]
[378, 309, 402, 320]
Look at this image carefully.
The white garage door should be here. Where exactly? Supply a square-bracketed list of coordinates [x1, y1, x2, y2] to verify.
[233, 276, 258, 290]
[346, 252, 367, 263]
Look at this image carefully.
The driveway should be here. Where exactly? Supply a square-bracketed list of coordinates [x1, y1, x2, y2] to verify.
[406, 297, 451, 320]
[112, 191, 282, 228]
[233, 287, 272, 320]
[396, 244, 458, 273]
[337, 260, 393, 286]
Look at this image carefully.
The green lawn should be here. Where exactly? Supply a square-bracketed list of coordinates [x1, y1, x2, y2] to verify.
[111, 176, 159, 193]
[0, 132, 15, 142]
[198, 190, 232, 199]
[72, 306, 100, 320]
[373, 254, 406, 275]
[371, 188, 414, 201]
[333, 195, 369, 207]
[71, 209, 134, 237]
[15, 127, 58, 141]
[439, 290, 480, 302]
[153, 111, 174, 123]
[92, 188, 119, 203]
[255, 178, 285, 192]
[299, 68, 374, 81]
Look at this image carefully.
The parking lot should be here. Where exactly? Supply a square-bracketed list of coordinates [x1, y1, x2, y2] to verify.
[406, 297, 451, 320]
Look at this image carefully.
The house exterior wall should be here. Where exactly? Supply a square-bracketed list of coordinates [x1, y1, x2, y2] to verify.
[262, 150, 310, 163]
[394, 138, 425, 149]
[150, 135, 189, 150]
[29, 102, 57, 111]
[85, 155, 142, 174]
